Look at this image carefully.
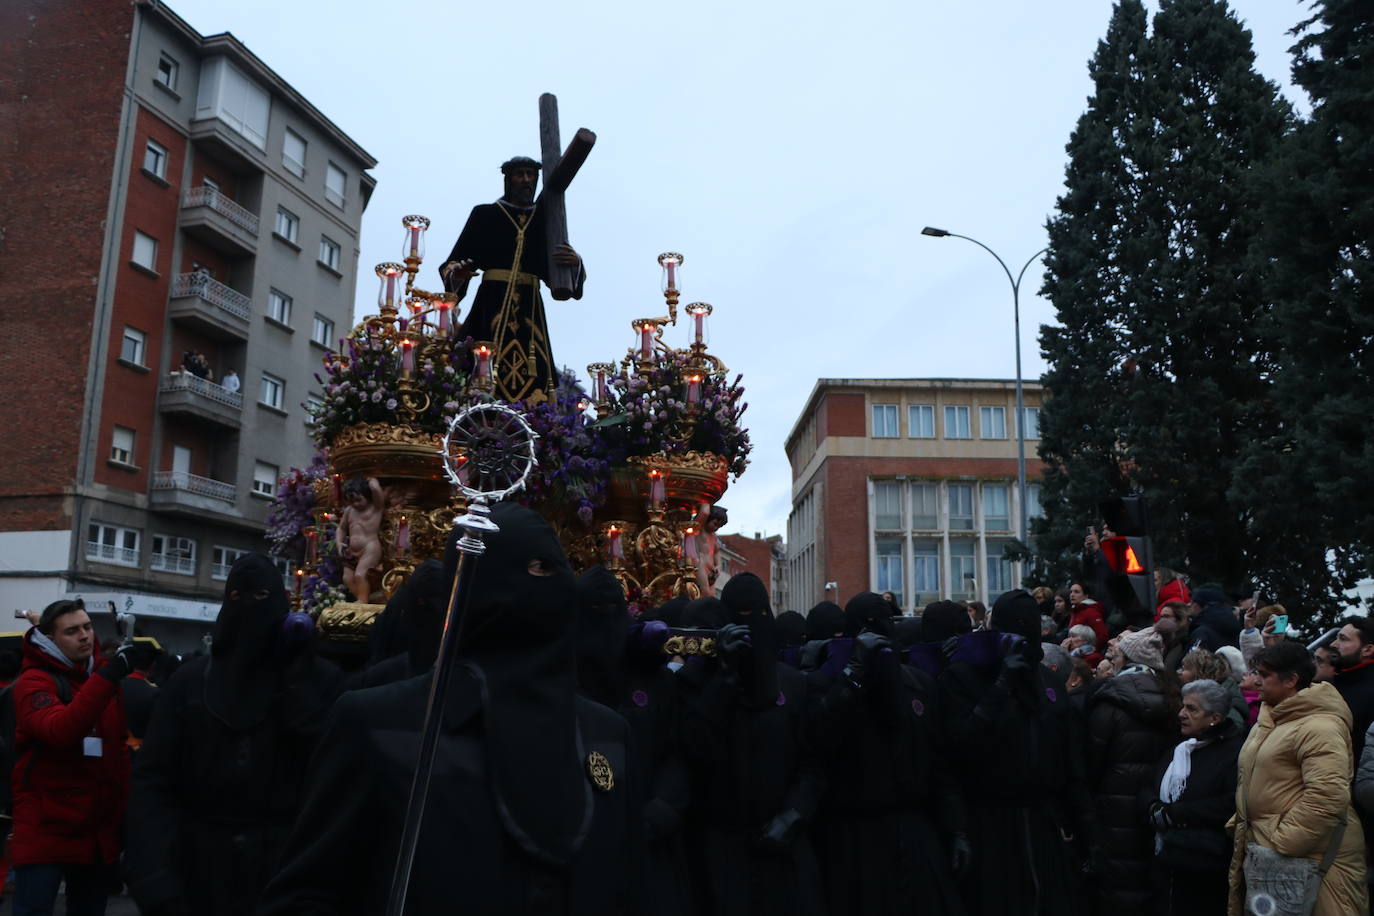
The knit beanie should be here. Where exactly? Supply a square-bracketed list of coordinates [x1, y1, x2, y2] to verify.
[1117, 626, 1165, 671]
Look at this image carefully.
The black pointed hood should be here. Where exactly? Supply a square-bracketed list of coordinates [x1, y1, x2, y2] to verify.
[442, 502, 590, 866]
[805, 601, 846, 641]
[574, 565, 629, 708]
[721, 572, 779, 708]
[205, 552, 291, 730]
[844, 591, 895, 638]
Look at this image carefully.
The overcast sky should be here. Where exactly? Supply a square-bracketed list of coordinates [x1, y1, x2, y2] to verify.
[169, 0, 1308, 540]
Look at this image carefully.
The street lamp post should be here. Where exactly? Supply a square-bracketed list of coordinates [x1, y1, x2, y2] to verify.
[922, 226, 1046, 551]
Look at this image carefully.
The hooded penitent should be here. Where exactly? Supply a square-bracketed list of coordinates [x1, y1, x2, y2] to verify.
[843, 592, 895, 639]
[442, 502, 589, 866]
[574, 565, 629, 708]
[720, 573, 779, 708]
[683, 596, 729, 631]
[805, 601, 846, 641]
[921, 600, 972, 643]
[775, 611, 807, 648]
[206, 553, 293, 731]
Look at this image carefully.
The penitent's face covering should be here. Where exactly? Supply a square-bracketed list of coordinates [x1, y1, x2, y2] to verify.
[213, 553, 289, 658]
[445, 503, 575, 651]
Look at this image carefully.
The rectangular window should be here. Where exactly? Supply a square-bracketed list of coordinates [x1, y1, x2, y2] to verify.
[911, 483, 938, 529]
[272, 556, 294, 590]
[944, 405, 971, 439]
[948, 483, 974, 531]
[319, 236, 341, 271]
[275, 206, 299, 243]
[132, 231, 158, 271]
[305, 395, 324, 424]
[908, 404, 935, 438]
[109, 426, 135, 465]
[1020, 406, 1041, 440]
[212, 546, 247, 580]
[872, 403, 898, 438]
[268, 289, 292, 325]
[950, 540, 977, 598]
[980, 405, 1007, 439]
[876, 538, 903, 606]
[912, 539, 940, 597]
[283, 128, 307, 177]
[260, 372, 284, 410]
[150, 534, 196, 575]
[155, 54, 179, 90]
[311, 314, 334, 347]
[202, 176, 221, 194]
[325, 163, 347, 208]
[874, 481, 902, 529]
[983, 484, 1010, 531]
[87, 523, 140, 567]
[195, 58, 270, 149]
[1026, 483, 1043, 520]
[253, 461, 279, 497]
[120, 326, 146, 365]
[143, 139, 168, 179]
[986, 539, 1014, 596]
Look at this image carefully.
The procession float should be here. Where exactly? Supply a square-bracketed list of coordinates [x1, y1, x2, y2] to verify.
[265, 102, 751, 656]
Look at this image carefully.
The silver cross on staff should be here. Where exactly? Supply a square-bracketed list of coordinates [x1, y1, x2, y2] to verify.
[537, 93, 596, 301]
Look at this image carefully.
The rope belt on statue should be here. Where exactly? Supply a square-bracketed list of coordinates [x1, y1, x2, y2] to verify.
[481, 268, 540, 285]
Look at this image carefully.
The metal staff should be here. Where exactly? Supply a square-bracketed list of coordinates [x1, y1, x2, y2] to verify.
[386, 402, 538, 916]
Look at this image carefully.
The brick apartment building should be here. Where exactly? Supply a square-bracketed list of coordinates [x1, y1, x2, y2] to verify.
[716, 532, 787, 608]
[0, 0, 375, 649]
[784, 379, 1047, 614]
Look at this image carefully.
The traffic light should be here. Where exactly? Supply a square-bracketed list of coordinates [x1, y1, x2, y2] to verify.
[1098, 496, 1154, 618]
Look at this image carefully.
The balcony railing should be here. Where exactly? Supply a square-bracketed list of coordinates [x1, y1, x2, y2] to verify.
[171, 273, 251, 321]
[181, 187, 260, 235]
[159, 371, 244, 409]
[86, 542, 139, 567]
[152, 470, 236, 504]
[150, 553, 196, 575]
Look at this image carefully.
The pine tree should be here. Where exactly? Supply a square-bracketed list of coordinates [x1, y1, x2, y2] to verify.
[1035, 0, 1292, 600]
[1237, 0, 1374, 624]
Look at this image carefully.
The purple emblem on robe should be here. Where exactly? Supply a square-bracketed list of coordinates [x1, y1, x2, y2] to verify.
[776, 691, 786, 707]
[911, 698, 926, 717]
[1046, 687, 1057, 703]
[632, 690, 649, 708]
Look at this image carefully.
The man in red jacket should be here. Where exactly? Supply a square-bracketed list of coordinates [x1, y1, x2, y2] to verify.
[11, 599, 135, 916]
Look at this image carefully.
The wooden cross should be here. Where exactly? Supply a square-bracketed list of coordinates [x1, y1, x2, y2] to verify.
[537, 93, 596, 301]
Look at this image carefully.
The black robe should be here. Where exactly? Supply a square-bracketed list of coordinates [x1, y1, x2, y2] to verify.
[255, 674, 639, 916]
[808, 659, 967, 916]
[678, 659, 826, 916]
[941, 655, 1087, 916]
[442, 202, 585, 403]
[126, 653, 342, 915]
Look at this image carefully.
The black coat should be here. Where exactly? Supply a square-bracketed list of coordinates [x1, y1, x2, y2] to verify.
[257, 675, 640, 916]
[678, 660, 826, 916]
[1142, 722, 1242, 916]
[941, 658, 1087, 916]
[120, 674, 158, 741]
[807, 661, 966, 916]
[1086, 670, 1179, 916]
[618, 658, 693, 916]
[1187, 604, 1241, 652]
[126, 654, 343, 916]
[1333, 659, 1374, 855]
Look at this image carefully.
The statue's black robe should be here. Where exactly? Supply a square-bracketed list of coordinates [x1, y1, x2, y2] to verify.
[255, 674, 641, 916]
[442, 202, 585, 403]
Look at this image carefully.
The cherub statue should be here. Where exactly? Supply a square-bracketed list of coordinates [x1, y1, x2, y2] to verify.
[338, 476, 385, 602]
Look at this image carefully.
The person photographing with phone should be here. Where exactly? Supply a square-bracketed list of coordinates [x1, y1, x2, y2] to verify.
[10, 598, 136, 915]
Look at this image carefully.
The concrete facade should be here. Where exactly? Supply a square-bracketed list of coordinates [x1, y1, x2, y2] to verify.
[0, 0, 376, 651]
[784, 379, 1047, 614]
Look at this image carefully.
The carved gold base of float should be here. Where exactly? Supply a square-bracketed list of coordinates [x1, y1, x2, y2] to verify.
[317, 601, 386, 642]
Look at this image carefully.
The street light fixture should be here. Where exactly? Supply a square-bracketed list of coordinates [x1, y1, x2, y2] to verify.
[922, 226, 1047, 552]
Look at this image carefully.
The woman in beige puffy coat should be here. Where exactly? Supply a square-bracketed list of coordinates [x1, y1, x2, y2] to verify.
[1228, 641, 1368, 916]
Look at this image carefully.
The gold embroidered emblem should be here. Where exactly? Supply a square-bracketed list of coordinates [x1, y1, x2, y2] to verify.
[585, 751, 614, 792]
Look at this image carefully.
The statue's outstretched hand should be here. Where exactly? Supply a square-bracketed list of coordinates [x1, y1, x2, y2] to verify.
[552, 243, 581, 267]
[439, 258, 477, 282]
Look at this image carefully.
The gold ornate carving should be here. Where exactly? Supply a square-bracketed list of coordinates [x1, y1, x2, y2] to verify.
[317, 601, 386, 642]
[663, 635, 717, 657]
[585, 751, 615, 792]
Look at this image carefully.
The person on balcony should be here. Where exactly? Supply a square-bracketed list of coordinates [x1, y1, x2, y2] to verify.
[220, 368, 239, 393]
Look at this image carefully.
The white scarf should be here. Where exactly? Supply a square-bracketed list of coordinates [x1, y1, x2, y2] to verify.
[1160, 737, 1200, 804]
